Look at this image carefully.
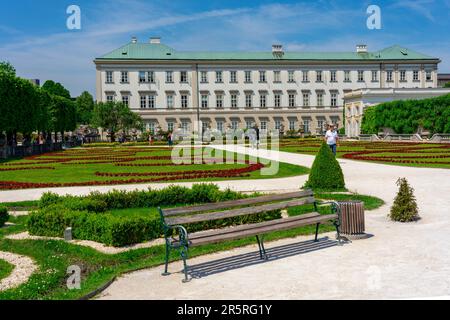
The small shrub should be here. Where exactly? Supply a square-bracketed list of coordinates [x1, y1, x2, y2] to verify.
[389, 178, 420, 222]
[0, 206, 9, 227]
[304, 142, 345, 190]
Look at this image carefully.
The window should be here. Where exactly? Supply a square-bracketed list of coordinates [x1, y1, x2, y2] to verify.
[201, 94, 209, 109]
[358, 70, 364, 82]
[148, 122, 155, 133]
[200, 71, 208, 83]
[167, 122, 174, 132]
[121, 71, 129, 83]
[302, 70, 309, 82]
[246, 120, 253, 130]
[106, 95, 114, 103]
[259, 71, 266, 83]
[400, 70, 406, 82]
[330, 71, 337, 82]
[245, 93, 252, 108]
[202, 122, 209, 132]
[217, 121, 224, 133]
[275, 120, 281, 130]
[231, 94, 238, 109]
[260, 94, 267, 108]
[216, 94, 223, 108]
[288, 71, 295, 83]
[216, 71, 223, 83]
[331, 92, 338, 107]
[289, 120, 296, 131]
[166, 95, 174, 109]
[230, 71, 237, 83]
[181, 121, 189, 133]
[372, 70, 378, 82]
[387, 70, 393, 82]
[139, 71, 155, 83]
[166, 71, 173, 83]
[274, 93, 281, 108]
[303, 120, 310, 134]
[181, 95, 188, 108]
[106, 71, 113, 84]
[344, 70, 351, 82]
[260, 121, 267, 131]
[140, 96, 147, 109]
[180, 71, 188, 83]
[316, 71, 323, 82]
[317, 92, 324, 107]
[274, 71, 281, 83]
[302, 92, 310, 107]
[122, 95, 129, 106]
[148, 95, 155, 109]
[317, 120, 325, 133]
[413, 70, 419, 81]
[245, 71, 252, 83]
[288, 94, 296, 108]
[426, 70, 432, 81]
[231, 121, 239, 130]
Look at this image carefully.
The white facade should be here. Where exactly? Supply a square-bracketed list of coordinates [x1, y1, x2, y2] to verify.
[94, 39, 440, 135]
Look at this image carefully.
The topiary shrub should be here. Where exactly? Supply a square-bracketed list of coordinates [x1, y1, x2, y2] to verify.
[304, 142, 345, 190]
[389, 178, 420, 222]
[0, 206, 9, 227]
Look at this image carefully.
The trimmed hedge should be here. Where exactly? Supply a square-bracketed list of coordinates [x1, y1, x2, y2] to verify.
[29, 184, 281, 247]
[304, 142, 346, 190]
[0, 206, 9, 227]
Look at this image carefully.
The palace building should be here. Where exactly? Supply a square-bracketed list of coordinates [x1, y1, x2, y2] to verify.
[94, 37, 440, 135]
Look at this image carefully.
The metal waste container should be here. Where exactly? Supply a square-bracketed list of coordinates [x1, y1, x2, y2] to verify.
[338, 201, 369, 240]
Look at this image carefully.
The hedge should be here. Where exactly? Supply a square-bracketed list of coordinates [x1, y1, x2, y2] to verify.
[0, 206, 9, 227]
[29, 184, 281, 247]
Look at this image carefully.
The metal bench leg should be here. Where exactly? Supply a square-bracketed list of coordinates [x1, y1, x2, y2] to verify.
[181, 246, 190, 283]
[256, 235, 263, 259]
[334, 221, 343, 246]
[162, 243, 171, 276]
[256, 235, 269, 260]
[314, 223, 320, 242]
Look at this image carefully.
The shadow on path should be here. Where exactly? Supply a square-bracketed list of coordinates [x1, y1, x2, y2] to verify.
[188, 237, 338, 279]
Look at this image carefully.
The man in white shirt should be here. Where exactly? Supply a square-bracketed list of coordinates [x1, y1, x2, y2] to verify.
[324, 124, 339, 156]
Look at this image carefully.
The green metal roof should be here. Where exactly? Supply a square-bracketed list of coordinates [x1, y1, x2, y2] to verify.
[96, 43, 438, 62]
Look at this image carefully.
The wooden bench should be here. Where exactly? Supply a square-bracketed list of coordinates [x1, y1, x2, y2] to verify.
[158, 190, 342, 282]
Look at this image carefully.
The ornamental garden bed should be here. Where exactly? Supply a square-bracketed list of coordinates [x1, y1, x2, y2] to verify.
[0, 146, 308, 190]
[280, 139, 450, 168]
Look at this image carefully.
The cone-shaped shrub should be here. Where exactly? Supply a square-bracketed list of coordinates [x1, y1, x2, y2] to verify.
[304, 142, 345, 190]
[389, 178, 420, 222]
[0, 206, 9, 227]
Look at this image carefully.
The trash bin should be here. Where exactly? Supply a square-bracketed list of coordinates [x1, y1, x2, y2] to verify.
[338, 201, 369, 240]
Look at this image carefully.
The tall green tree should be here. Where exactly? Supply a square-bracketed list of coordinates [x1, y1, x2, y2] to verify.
[0, 61, 16, 76]
[92, 102, 143, 142]
[42, 80, 71, 99]
[76, 91, 95, 124]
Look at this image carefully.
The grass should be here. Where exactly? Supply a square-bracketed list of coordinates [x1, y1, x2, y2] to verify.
[279, 139, 450, 169]
[0, 146, 309, 190]
[0, 257, 14, 282]
[0, 191, 384, 300]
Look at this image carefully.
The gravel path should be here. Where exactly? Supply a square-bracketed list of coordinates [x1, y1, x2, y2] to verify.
[0, 251, 37, 292]
[98, 145, 450, 300]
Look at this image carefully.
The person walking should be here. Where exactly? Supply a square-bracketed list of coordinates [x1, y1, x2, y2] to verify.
[255, 124, 260, 149]
[148, 134, 153, 145]
[324, 124, 339, 156]
[167, 132, 173, 147]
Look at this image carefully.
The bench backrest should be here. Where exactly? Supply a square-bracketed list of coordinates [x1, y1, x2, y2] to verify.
[160, 190, 316, 226]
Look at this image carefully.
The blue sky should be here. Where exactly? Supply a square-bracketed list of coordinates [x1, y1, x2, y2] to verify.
[1, 0, 449, 96]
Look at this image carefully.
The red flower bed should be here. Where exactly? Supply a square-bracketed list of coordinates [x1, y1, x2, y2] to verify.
[0, 166, 55, 172]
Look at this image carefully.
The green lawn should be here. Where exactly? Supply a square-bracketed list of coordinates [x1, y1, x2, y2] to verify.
[0, 146, 309, 190]
[279, 139, 450, 168]
[0, 256, 14, 282]
[0, 192, 384, 300]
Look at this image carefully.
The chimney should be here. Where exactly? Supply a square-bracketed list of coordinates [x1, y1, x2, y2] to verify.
[272, 44, 284, 57]
[356, 44, 368, 53]
[150, 37, 161, 44]
[131, 36, 137, 44]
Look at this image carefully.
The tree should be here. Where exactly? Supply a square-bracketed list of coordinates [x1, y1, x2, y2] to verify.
[389, 178, 419, 222]
[0, 61, 16, 76]
[444, 82, 450, 88]
[304, 142, 346, 190]
[76, 91, 95, 124]
[42, 80, 71, 99]
[92, 102, 143, 142]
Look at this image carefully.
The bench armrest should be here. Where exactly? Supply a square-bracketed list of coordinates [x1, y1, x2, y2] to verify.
[318, 201, 342, 226]
[167, 224, 189, 246]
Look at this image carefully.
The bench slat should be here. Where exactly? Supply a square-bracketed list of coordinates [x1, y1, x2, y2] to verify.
[165, 197, 316, 226]
[173, 214, 338, 247]
[163, 190, 314, 216]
